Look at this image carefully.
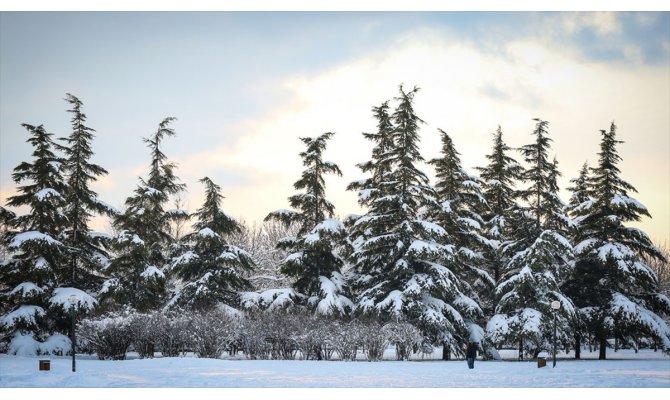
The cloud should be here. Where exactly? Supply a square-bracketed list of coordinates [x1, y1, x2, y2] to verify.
[195, 26, 669, 241]
[559, 11, 622, 36]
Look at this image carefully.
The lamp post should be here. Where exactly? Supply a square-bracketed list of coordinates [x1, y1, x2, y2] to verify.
[551, 300, 561, 368]
[68, 295, 78, 372]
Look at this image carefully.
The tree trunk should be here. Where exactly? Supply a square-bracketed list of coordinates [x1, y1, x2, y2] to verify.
[574, 334, 581, 359]
[599, 336, 607, 360]
[518, 338, 523, 361]
[442, 343, 451, 360]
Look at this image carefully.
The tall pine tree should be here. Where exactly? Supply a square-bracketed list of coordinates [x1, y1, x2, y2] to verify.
[427, 128, 492, 332]
[569, 122, 670, 359]
[488, 119, 575, 358]
[1, 124, 70, 352]
[101, 117, 186, 312]
[265, 132, 352, 315]
[58, 93, 116, 291]
[476, 126, 523, 316]
[350, 86, 480, 351]
[169, 177, 253, 311]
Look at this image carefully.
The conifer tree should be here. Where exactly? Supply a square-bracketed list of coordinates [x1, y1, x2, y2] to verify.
[568, 122, 670, 359]
[266, 132, 352, 315]
[1, 124, 70, 351]
[487, 119, 575, 358]
[476, 126, 523, 315]
[169, 177, 253, 311]
[347, 101, 395, 209]
[101, 117, 186, 312]
[350, 86, 480, 351]
[563, 161, 593, 358]
[565, 162, 592, 224]
[427, 128, 492, 324]
[58, 93, 116, 291]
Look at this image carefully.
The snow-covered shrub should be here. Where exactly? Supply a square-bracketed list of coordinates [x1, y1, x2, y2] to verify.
[189, 308, 242, 359]
[291, 312, 333, 360]
[40, 333, 71, 356]
[329, 319, 361, 361]
[158, 310, 190, 357]
[383, 321, 424, 361]
[7, 332, 41, 356]
[239, 311, 273, 360]
[261, 310, 300, 360]
[358, 319, 388, 361]
[128, 311, 164, 358]
[79, 312, 133, 360]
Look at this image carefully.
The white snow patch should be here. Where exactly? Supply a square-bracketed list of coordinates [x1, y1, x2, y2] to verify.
[35, 188, 62, 201]
[49, 287, 97, 311]
[9, 231, 61, 248]
[141, 266, 165, 279]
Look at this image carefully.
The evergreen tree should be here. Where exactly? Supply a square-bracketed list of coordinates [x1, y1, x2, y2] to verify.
[101, 117, 186, 312]
[347, 101, 395, 209]
[488, 119, 575, 358]
[476, 126, 524, 315]
[568, 122, 670, 359]
[427, 128, 492, 325]
[266, 132, 352, 315]
[1, 124, 70, 350]
[169, 177, 253, 311]
[58, 93, 116, 291]
[350, 86, 480, 351]
[565, 162, 592, 225]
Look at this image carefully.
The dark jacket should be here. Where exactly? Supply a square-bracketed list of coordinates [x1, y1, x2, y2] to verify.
[466, 342, 478, 358]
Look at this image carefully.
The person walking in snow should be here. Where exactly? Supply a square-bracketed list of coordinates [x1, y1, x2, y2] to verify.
[466, 341, 478, 369]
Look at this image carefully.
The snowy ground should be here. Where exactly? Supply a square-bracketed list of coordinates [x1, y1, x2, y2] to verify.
[1, 349, 668, 399]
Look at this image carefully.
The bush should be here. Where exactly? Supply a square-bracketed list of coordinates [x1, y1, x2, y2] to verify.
[128, 312, 163, 358]
[330, 320, 361, 361]
[189, 308, 242, 359]
[79, 312, 133, 360]
[383, 321, 424, 361]
[359, 319, 388, 361]
[158, 311, 190, 357]
[239, 312, 272, 360]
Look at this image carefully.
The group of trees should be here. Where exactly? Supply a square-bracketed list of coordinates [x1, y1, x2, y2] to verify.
[1, 86, 668, 361]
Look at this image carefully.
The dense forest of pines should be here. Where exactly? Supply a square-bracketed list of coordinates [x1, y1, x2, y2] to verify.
[1, 86, 669, 362]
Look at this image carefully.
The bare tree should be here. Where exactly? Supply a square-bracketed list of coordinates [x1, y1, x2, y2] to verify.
[227, 219, 298, 291]
[646, 241, 670, 297]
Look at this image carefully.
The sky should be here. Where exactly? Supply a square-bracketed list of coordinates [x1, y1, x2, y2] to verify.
[1, 9, 669, 244]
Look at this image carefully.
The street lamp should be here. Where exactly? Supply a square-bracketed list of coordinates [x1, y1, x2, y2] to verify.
[551, 300, 561, 368]
[68, 295, 78, 372]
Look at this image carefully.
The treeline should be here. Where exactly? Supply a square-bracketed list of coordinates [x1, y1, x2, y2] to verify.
[1, 86, 669, 361]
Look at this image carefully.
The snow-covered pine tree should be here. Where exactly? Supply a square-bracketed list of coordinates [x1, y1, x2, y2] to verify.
[345, 100, 395, 266]
[169, 177, 253, 311]
[350, 85, 479, 351]
[568, 122, 670, 359]
[101, 117, 187, 312]
[58, 93, 116, 291]
[565, 162, 591, 223]
[475, 126, 524, 317]
[347, 101, 395, 210]
[562, 161, 593, 358]
[487, 119, 575, 358]
[1, 124, 71, 353]
[265, 132, 352, 315]
[427, 128, 492, 340]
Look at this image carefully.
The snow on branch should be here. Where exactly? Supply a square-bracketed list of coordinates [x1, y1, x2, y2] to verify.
[49, 287, 97, 311]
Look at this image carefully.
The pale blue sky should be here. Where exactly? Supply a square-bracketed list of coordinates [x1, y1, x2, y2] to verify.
[1, 12, 668, 241]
